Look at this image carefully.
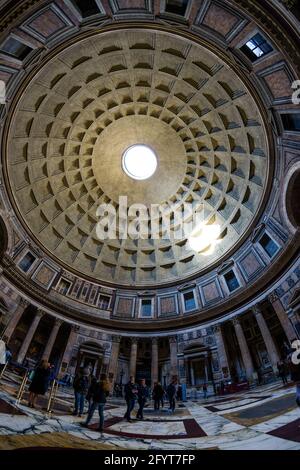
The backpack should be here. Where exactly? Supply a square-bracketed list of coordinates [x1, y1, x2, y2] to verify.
[74, 375, 89, 393]
[167, 383, 176, 397]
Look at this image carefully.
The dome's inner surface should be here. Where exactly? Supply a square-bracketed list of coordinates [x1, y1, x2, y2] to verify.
[7, 30, 268, 286]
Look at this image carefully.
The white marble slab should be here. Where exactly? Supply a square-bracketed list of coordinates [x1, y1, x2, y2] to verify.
[250, 408, 300, 432]
[188, 404, 244, 435]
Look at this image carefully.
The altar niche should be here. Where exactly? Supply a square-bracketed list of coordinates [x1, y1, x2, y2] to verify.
[75, 341, 104, 378]
[183, 344, 214, 387]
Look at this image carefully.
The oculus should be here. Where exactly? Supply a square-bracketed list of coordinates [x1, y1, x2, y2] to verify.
[122, 145, 158, 181]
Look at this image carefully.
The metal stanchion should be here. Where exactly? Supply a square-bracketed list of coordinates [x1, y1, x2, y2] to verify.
[16, 370, 29, 405]
[0, 362, 8, 382]
[46, 379, 59, 414]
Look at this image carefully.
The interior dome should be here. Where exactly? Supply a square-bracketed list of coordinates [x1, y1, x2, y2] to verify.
[6, 29, 269, 287]
[0, 1, 299, 451]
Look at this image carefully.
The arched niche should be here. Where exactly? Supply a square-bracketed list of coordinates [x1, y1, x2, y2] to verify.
[286, 169, 300, 229]
[280, 162, 300, 234]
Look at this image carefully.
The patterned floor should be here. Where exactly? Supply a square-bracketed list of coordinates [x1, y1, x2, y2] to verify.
[0, 372, 300, 450]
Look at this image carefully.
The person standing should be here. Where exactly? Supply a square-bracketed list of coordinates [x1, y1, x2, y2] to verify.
[277, 360, 288, 385]
[83, 374, 110, 434]
[73, 367, 89, 417]
[152, 382, 164, 411]
[28, 360, 51, 408]
[5, 347, 12, 365]
[136, 378, 149, 420]
[86, 375, 97, 413]
[177, 384, 183, 401]
[160, 387, 165, 409]
[166, 379, 177, 413]
[203, 383, 208, 399]
[124, 376, 138, 422]
[289, 355, 300, 407]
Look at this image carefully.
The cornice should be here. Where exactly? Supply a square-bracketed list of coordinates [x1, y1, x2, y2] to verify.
[0, 0, 298, 72]
[1, 233, 299, 333]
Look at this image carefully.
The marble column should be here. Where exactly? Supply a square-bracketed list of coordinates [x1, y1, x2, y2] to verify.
[151, 338, 159, 387]
[268, 292, 296, 342]
[213, 324, 231, 380]
[169, 336, 178, 379]
[42, 318, 62, 361]
[232, 317, 255, 382]
[190, 361, 195, 386]
[178, 354, 187, 384]
[204, 354, 209, 382]
[108, 335, 121, 385]
[60, 325, 79, 373]
[101, 355, 110, 375]
[17, 310, 44, 364]
[253, 305, 280, 372]
[129, 338, 138, 379]
[3, 299, 30, 342]
[287, 308, 300, 338]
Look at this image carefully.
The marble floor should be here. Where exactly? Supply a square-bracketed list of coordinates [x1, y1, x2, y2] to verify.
[0, 372, 300, 450]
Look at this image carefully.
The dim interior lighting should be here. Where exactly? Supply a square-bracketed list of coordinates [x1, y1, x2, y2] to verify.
[122, 144, 157, 180]
[188, 223, 221, 253]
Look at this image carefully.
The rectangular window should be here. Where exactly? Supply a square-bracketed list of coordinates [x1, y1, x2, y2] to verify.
[183, 291, 196, 311]
[19, 253, 36, 273]
[57, 279, 71, 295]
[141, 299, 152, 317]
[72, 0, 100, 18]
[259, 233, 279, 258]
[98, 295, 110, 310]
[281, 113, 300, 132]
[240, 33, 273, 62]
[165, 0, 189, 16]
[1, 37, 33, 60]
[224, 270, 240, 292]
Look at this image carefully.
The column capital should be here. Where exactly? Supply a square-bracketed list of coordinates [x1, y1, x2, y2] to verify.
[70, 324, 80, 333]
[169, 335, 177, 344]
[252, 305, 262, 316]
[53, 317, 63, 327]
[212, 324, 222, 334]
[231, 316, 241, 326]
[111, 334, 121, 343]
[131, 337, 138, 345]
[36, 309, 45, 318]
[268, 291, 279, 303]
[19, 298, 30, 309]
[152, 337, 158, 345]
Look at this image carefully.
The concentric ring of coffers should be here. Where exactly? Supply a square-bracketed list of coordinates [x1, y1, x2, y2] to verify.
[6, 29, 268, 287]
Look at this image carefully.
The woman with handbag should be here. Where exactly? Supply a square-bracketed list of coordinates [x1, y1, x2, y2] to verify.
[28, 360, 51, 408]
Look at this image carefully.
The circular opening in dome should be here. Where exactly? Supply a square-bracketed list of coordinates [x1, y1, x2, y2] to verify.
[122, 144, 157, 180]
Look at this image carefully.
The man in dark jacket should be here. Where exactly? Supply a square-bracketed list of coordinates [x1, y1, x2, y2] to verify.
[124, 376, 138, 422]
[167, 379, 177, 413]
[83, 374, 110, 432]
[73, 368, 90, 417]
[152, 382, 164, 411]
[277, 360, 288, 385]
[136, 378, 149, 420]
[86, 375, 97, 413]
